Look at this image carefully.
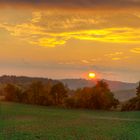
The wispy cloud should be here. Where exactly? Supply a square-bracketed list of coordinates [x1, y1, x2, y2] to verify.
[31, 12, 42, 23]
[105, 52, 123, 57]
[130, 48, 140, 54]
[81, 60, 90, 64]
[112, 57, 121, 61]
[1, 10, 140, 47]
[1, 21, 140, 47]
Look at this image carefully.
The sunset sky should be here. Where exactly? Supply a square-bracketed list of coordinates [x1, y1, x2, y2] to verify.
[0, 0, 140, 82]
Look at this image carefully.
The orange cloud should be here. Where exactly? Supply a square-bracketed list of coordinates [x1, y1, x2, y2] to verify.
[130, 48, 140, 54]
[1, 10, 140, 47]
[1, 20, 140, 47]
[112, 57, 121, 61]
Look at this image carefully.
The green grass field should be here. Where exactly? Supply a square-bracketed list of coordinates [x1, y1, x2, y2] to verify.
[0, 102, 140, 140]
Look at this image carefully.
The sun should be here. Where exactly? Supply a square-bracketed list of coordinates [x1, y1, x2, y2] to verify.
[88, 72, 96, 79]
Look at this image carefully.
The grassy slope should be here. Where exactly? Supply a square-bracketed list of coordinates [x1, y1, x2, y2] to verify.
[0, 102, 140, 140]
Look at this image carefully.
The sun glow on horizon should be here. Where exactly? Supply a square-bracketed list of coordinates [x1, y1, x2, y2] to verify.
[88, 72, 96, 79]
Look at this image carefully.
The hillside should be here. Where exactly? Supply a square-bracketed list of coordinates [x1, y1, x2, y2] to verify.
[0, 75, 58, 86]
[0, 76, 137, 92]
[113, 89, 136, 101]
[0, 75, 138, 101]
[61, 79, 137, 91]
[61, 79, 138, 101]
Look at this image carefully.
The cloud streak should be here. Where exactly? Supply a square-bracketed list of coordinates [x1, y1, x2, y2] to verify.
[130, 48, 140, 54]
[1, 7, 140, 47]
[1, 21, 140, 47]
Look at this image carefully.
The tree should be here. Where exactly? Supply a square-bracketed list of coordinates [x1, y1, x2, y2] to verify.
[91, 80, 118, 109]
[74, 87, 92, 108]
[64, 80, 118, 110]
[50, 82, 67, 105]
[121, 81, 140, 111]
[4, 83, 22, 102]
[27, 81, 45, 104]
[136, 82, 140, 96]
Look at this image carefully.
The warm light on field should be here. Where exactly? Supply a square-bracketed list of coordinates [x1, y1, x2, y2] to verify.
[88, 72, 96, 79]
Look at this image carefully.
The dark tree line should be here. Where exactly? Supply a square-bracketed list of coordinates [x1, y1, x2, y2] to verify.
[65, 80, 118, 109]
[121, 82, 140, 111]
[4, 80, 119, 110]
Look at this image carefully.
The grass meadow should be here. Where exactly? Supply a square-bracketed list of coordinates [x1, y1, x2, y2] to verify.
[0, 102, 140, 140]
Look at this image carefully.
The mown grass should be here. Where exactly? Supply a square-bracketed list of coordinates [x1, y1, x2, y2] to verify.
[0, 102, 140, 140]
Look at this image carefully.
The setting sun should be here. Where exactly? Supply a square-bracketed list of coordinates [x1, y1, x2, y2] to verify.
[88, 72, 96, 79]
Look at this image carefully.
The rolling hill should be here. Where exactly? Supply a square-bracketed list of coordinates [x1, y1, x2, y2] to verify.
[61, 79, 137, 91]
[0, 75, 138, 101]
[61, 79, 138, 101]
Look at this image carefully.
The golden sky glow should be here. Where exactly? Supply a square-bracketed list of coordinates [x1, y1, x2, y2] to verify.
[0, 1, 140, 82]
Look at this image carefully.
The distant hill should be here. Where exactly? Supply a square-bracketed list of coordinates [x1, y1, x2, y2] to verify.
[113, 89, 136, 101]
[61, 79, 96, 90]
[0, 75, 58, 86]
[0, 75, 138, 101]
[61, 79, 137, 91]
[0, 76, 137, 91]
[61, 79, 138, 101]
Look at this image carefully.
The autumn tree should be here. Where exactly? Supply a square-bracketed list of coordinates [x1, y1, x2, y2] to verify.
[4, 83, 22, 102]
[27, 81, 45, 104]
[50, 82, 67, 105]
[92, 80, 118, 109]
[65, 81, 118, 109]
[73, 87, 92, 108]
[121, 81, 140, 111]
[136, 82, 140, 96]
